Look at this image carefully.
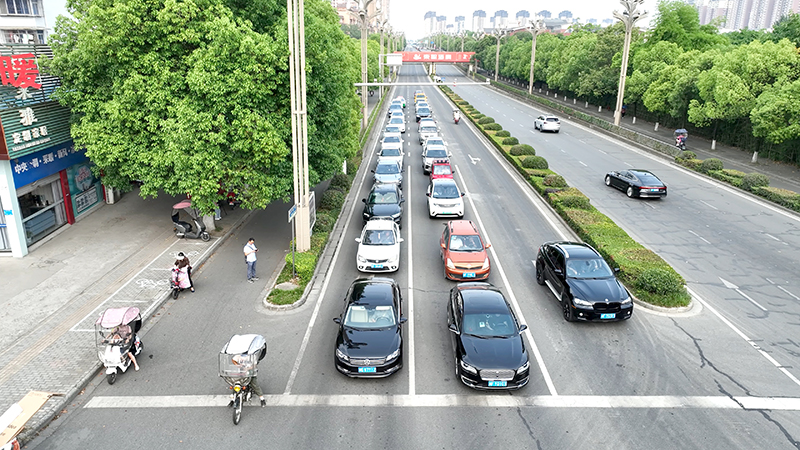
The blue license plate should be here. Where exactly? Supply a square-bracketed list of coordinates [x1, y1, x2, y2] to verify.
[358, 367, 376, 373]
[649, 188, 660, 192]
[371, 264, 384, 269]
[463, 272, 476, 278]
[600, 313, 616, 319]
[488, 380, 507, 387]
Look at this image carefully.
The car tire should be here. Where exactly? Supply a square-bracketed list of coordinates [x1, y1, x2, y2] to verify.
[605, 175, 612, 187]
[535, 261, 545, 285]
[555, 130, 560, 133]
[626, 186, 634, 198]
[562, 295, 575, 322]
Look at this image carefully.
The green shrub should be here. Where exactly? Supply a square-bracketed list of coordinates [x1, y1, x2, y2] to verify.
[495, 130, 511, 137]
[320, 189, 345, 211]
[677, 151, 696, 160]
[700, 158, 723, 173]
[483, 123, 503, 131]
[559, 195, 590, 210]
[543, 174, 567, 188]
[679, 158, 703, 171]
[723, 169, 746, 178]
[478, 116, 495, 124]
[635, 268, 685, 295]
[522, 155, 548, 170]
[742, 172, 770, 191]
[285, 251, 318, 282]
[752, 186, 800, 211]
[502, 137, 519, 145]
[510, 144, 536, 156]
[313, 212, 336, 233]
[346, 157, 360, 176]
[329, 173, 350, 191]
[528, 169, 552, 177]
[473, 113, 485, 119]
[458, 100, 470, 106]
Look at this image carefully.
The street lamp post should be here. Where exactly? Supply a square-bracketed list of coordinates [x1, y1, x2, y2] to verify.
[358, 0, 374, 130]
[459, 30, 467, 52]
[287, 0, 310, 251]
[378, 19, 388, 100]
[612, 0, 646, 126]
[527, 19, 545, 95]
[492, 27, 507, 82]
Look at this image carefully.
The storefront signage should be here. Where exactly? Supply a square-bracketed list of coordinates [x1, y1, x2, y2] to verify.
[67, 163, 100, 214]
[11, 141, 86, 188]
[396, 52, 474, 63]
[0, 53, 42, 90]
[1, 101, 71, 160]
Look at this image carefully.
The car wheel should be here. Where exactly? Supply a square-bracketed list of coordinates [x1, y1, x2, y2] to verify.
[626, 186, 634, 198]
[605, 175, 612, 187]
[535, 261, 545, 286]
[562, 295, 575, 322]
[555, 130, 560, 133]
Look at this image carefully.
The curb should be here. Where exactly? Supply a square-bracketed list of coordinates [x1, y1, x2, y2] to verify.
[17, 208, 257, 445]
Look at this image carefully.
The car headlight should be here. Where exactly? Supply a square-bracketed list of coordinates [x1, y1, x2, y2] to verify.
[459, 359, 478, 375]
[517, 360, 530, 374]
[357, 254, 367, 263]
[573, 297, 593, 307]
[387, 348, 401, 361]
[335, 348, 349, 362]
[620, 295, 632, 305]
[481, 258, 490, 270]
[446, 258, 455, 270]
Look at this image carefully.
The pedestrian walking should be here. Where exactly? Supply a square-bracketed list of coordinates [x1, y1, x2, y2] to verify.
[244, 238, 258, 283]
[175, 252, 194, 292]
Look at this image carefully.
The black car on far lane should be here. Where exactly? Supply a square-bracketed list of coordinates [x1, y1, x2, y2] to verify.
[362, 183, 404, 227]
[333, 278, 407, 378]
[447, 282, 530, 390]
[535, 241, 632, 322]
[605, 169, 667, 199]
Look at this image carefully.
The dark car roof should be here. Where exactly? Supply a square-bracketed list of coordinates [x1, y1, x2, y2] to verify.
[456, 284, 510, 314]
[550, 241, 600, 259]
[371, 184, 400, 194]
[349, 279, 396, 306]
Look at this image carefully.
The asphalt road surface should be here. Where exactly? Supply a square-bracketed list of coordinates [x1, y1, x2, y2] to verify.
[27, 63, 800, 450]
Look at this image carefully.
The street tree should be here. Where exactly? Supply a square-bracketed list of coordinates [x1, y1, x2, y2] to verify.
[751, 79, 800, 144]
[647, 0, 727, 51]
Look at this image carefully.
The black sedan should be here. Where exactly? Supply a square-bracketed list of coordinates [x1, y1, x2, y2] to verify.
[447, 282, 530, 390]
[333, 278, 407, 377]
[535, 241, 633, 322]
[604, 169, 667, 198]
[362, 183, 404, 227]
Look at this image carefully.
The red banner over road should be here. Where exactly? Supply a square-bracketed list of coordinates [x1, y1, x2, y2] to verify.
[397, 52, 474, 63]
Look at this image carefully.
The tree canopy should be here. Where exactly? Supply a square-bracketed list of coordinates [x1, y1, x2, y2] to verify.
[49, 0, 361, 213]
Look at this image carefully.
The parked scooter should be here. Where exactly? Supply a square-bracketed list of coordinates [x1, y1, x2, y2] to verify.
[171, 199, 210, 242]
[95, 307, 143, 385]
[219, 334, 267, 425]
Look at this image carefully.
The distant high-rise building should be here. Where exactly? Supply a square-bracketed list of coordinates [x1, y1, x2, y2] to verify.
[493, 10, 509, 28]
[424, 11, 437, 34]
[697, 0, 729, 25]
[602, 18, 614, 25]
[719, 0, 799, 30]
[455, 16, 466, 33]
[436, 15, 447, 32]
[558, 10, 573, 20]
[538, 10, 552, 19]
[472, 10, 487, 31]
[515, 10, 530, 26]
[0, 0, 48, 44]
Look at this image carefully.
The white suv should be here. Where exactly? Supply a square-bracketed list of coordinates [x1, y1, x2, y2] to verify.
[427, 178, 464, 218]
[355, 218, 403, 272]
[534, 115, 561, 133]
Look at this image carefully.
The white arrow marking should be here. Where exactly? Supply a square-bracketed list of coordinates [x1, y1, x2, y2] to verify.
[467, 154, 481, 165]
[720, 277, 767, 311]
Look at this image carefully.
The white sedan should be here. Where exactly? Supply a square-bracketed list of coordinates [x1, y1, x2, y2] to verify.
[388, 116, 406, 133]
[427, 178, 464, 218]
[355, 218, 403, 272]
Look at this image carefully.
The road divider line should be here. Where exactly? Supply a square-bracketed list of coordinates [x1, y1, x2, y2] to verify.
[456, 165, 558, 396]
[406, 165, 416, 396]
[85, 394, 800, 410]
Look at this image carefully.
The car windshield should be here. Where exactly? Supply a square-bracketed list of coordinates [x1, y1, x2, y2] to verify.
[390, 118, 403, 124]
[390, 104, 401, 109]
[383, 136, 401, 144]
[385, 127, 401, 133]
[432, 183, 460, 199]
[381, 148, 401, 157]
[418, 108, 431, 115]
[462, 313, 516, 337]
[426, 149, 447, 158]
[546, 117, 559, 122]
[344, 305, 397, 329]
[368, 190, 399, 204]
[376, 163, 400, 174]
[426, 139, 444, 146]
[420, 126, 437, 134]
[363, 229, 396, 245]
[449, 234, 483, 251]
[433, 165, 452, 176]
[566, 258, 614, 279]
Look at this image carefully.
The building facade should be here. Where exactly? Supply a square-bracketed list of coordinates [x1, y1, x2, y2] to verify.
[472, 10, 486, 31]
[0, 0, 47, 45]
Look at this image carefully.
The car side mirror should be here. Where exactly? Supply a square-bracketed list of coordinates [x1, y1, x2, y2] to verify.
[371, 170, 375, 173]
[518, 324, 528, 333]
[440, 242, 446, 249]
[333, 318, 341, 324]
[398, 238, 405, 243]
[485, 243, 491, 249]
[426, 192, 431, 197]
[362, 198, 366, 203]
[400, 198, 405, 204]
[614, 267, 620, 273]
[399, 317, 408, 324]
[461, 193, 465, 197]
[448, 323, 460, 334]
[355, 238, 362, 243]
[448, 152, 453, 157]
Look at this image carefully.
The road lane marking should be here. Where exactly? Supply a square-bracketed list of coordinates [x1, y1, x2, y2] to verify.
[406, 165, 416, 396]
[719, 277, 767, 311]
[84, 394, 800, 410]
[283, 103, 385, 395]
[578, 161, 587, 167]
[456, 165, 558, 396]
[767, 278, 800, 301]
[687, 230, 711, 244]
[687, 287, 800, 388]
[764, 233, 781, 242]
[467, 154, 481, 164]
[699, 200, 717, 210]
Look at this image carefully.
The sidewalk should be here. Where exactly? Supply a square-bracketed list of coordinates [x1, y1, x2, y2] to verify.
[479, 70, 800, 194]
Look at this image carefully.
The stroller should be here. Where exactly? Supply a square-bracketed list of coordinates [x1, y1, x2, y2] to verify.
[674, 129, 688, 151]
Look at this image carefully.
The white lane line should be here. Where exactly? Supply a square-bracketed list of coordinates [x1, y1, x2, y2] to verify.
[456, 165, 558, 396]
[738, 289, 768, 311]
[597, 149, 607, 155]
[623, 162, 633, 167]
[578, 161, 587, 167]
[699, 200, 717, 210]
[283, 116, 382, 395]
[687, 230, 711, 244]
[406, 165, 416, 396]
[776, 285, 800, 301]
[719, 277, 767, 311]
[84, 394, 800, 410]
[764, 233, 781, 242]
[687, 287, 800, 388]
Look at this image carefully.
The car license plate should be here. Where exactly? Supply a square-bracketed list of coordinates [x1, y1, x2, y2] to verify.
[358, 367, 376, 373]
[649, 188, 660, 192]
[463, 272, 476, 278]
[488, 380, 507, 387]
[600, 313, 616, 319]
[371, 264, 384, 269]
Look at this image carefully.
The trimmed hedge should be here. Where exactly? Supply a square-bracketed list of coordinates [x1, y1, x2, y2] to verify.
[502, 137, 519, 145]
[543, 174, 567, 188]
[473, 113, 485, 119]
[329, 173, 350, 190]
[700, 158, 723, 173]
[495, 130, 511, 137]
[313, 211, 336, 233]
[742, 172, 770, 191]
[320, 189, 345, 211]
[478, 116, 495, 124]
[677, 151, 696, 160]
[484, 123, 502, 131]
[510, 144, 536, 156]
[522, 155, 549, 170]
[753, 186, 800, 210]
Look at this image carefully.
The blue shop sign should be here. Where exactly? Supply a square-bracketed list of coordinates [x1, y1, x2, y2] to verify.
[11, 140, 87, 188]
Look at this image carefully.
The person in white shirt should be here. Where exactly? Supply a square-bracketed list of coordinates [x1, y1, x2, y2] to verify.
[243, 238, 258, 283]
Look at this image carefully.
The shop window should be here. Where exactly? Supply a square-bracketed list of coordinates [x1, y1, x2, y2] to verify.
[18, 179, 66, 245]
[0, 197, 9, 252]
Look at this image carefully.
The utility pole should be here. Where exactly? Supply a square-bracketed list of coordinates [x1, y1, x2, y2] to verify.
[492, 26, 507, 82]
[358, 0, 374, 131]
[613, 0, 646, 126]
[287, 0, 310, 251]
[527, 19, 545, 95]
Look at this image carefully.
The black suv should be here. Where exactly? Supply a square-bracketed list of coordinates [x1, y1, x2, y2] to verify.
[362, 183, 404, 227]
[535, 241, 632, 322]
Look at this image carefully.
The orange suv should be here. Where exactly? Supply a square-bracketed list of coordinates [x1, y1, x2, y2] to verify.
[440, 220, 491, 281]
